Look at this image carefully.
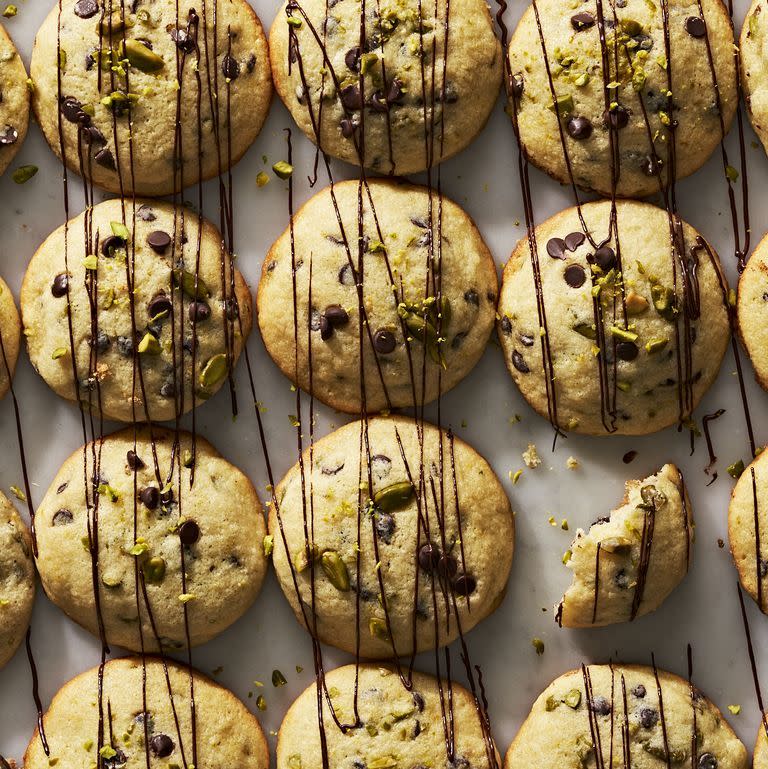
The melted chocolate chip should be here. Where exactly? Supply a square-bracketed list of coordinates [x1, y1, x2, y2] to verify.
[178, 519, 200, 545]
[74, 0, 99, 17]
[546, 237, 567, 259]
[632, 684, 646, 698]
[150, 735, 175, 759]
[616, 341, 639, 361]
[171, 28, 196, 53]
[373, 328, 396, 354]
[564, 264, 586, 288]
[512, 350, 530, 373]
[639, 707, 659, 728]
[418, 543, 440, 573]
[374, 512, 395, 543]
[51, 273, 69, 298]
[140, 486, 160, 510]
[340, 116, 359, 137]
[571, 11, 595, 29]
[222, 55, 240, 80]
[564, 232, 585, 251]
[500, 316, 512, 334]
[52, 509, 73, 526]
[685, 16, 706, 37]
[101, 749, 127, 769]
[453, 573, 476, 595]
[464, 289, 479, 306]
[510, 72, 524, 98]
[344, 46, 361, 71]
[101, 235, 125, 258]
[594, 246, 616, 271]
[146, 230, 171, 253]
[698, 754, 717, 769]
[94, 147, 116, 170]
[0, 125, 17, 145]
[566, 115, 593, 140]
[413, 692, 425, 711]
[127, 450, 145, 470]
[148, 294, 173, 318]
[60, 96, 89, 124]
[437, 554, 458, 578]
[318, 314, 332, 340]
[641, 154, 663, 176]
[386, 77, 404, 104]
[603, 105, 629, 129]
[188, 301, 211, 323]
[589, 696, 611, 716]
[340, 84, 362, 110]
[137, 205, 156, 222]
[324, 304, 349, 328]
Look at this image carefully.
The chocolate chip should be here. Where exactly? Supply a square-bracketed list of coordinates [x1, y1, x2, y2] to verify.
[594, 246, 616, 271]
[246, 54, 256, 73]
[614, 568, 630, 589]
[546, 237, 567, 259]
[453, 573, 476, 596]
[564, 232, 585, 251]
[519, 333, 534, 347]
[616, 341, 638, 361]
[603, 105, 629, 129]
[641, 154, 663, 176]
[60, 96, 88, 124]
[51, 273, 69, 298]
[52, 509, 73, 526]
[512, 350, 530, 373]
[74, 0, 99, 17]
[464, 289, 479, 306]
[146, 230, 171, 253]
[188, 301, 211, 323]
[83, 125, 107, 146]
[386, 77, 404, 104]
[622, 450, 637, 464]
[159, 381, 175, 397]
[222, 54, 240, 80]
[161, 487, 174, 506]
[101, 235, 125, 258]
[566, 115, 593, 140]
[340, 116, 359, 137]
[178, 519, 200, 545]
[140, 486, 159, 510]
[564, 264, 586, 288]
[101, 749, 127, 769]
[418, 543, 440, 573]
[324, 304, 349, 328]
[698, 754, 717, 769]
[137, 205, 156, 222]
[0, 125, 17, 145]
[375, 512, 395, 543]
[413, 692, 425, 712]
[150, 735, 175, 759]
[171, 28, 195, 53]
[373, 329, 396, 354]
[685, 16, 706, 37]
[371, 454, 391, 476]
[319, 314, 332, 340]
[56, 482, 68, 494]
[571, 11, 595, 29]
[368, 90, 388, 113]
[500, 316, 512, 334]
[510, 72, 524, 98]
[117, 336, 133, 356]
[92, 330, 111, 353]
[345, 46, 361, 71]
[95, 147, 116, 170]
[340, 84, 362, 110]
[127, 450, 145, 470]
[589, 696, 611, 716]
[147, 294, 172, 318]
[437, 554, 457, 578]
[639, 707, 659, 728]
[632, 684, 646, 698]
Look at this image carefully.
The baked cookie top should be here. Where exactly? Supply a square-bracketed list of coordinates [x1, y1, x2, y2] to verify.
[34, 426, 267, 652]
[497, 199, 730, 436]
[506, 0, 737, 197]
[277, 664, 498, 769]
[0, 490, 35, 671]
[0, 274, 21, 400]
[21, 198, 252, 423]
[269, 0, 502, 175]
[30, 0, 272, 196]
[269, 415, 514, 658]
[24, 656, 269, 769]
[257, 179, 498, 413]
[737, 230, 768, 392]
[0, 23, 30, 177]
[755, 720, 768, 769]
[505, 664, 748, 769]
[728, 447, 768, 614]
[741, 0, 768, 158]
[557, 463, 692, 628]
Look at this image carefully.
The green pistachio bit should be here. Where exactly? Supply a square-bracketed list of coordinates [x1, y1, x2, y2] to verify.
[727, 459, 745, 479]
[263, 534, 274, 557]
[610, 325, 638, 343]
[726, 165, 739, 182]
[256, 171, 269, 187]
[565, 688, 582, 708]
[255, 694, 267, 711]
[360, 52, 378, 74]
[368, 759, 397, 769]
[369, 616, 390, 641]
[51, 347, 67, 360]
[645, 337, 668, 354]
[600, 536, 632, 553]
[320, 550, 350, 591]
[640, 484, 668, 509]
[545, 695, 560, 711]
[12, 164, 37, 184]
[142, 556, 166, 584]
[373, 481, 414, 512]
[366, 723, 379, 737]
[3, 5, 17, 17]
[641, 741, 687, 763]
[272, 160, 293, 179]
[616, 381, 631, 393]
[99, 747, 117, 760]
[123, 39, 164, 73]
[404, 312, 438, 344]
[651, 284, 678, 321]
[136, 8, 155, 25]
[172, 268, 210, 299]
[272, 669, 288, 687]
[101, 573, 122, 588]
[293, 543, 320, 573]
[199, 353, 228, 390]
[83, 254, 99, 271]
[97, 483, 120, 502]
[110, 220, 130, 240]
[58, 49, 67, 70]
[573, 322, 597, 340]
[532, 637, 545, 655]
[287, 756, 302, 769]
[549, 93, 574, 117]
[620, 18, 643, 35]
[99, 12, 130, 34]
[286, 15, 302, 27]
[138, 332, 161, 355]
[182, 449, 194, 468]
[430, 296, 452, 330]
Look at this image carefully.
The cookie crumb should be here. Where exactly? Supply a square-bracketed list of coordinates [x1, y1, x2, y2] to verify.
[566, 456, 579, 470]
[522, 444, 541, 468]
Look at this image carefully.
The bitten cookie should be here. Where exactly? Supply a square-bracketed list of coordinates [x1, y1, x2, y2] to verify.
[505, 664, 748, 769]
[556, 464, 692, 628]
[30, 0, 272, 196]
[506, 0, 737, 197]
[742, 0, 768, 159]
[269, 415, 514, 658]
[0, 491, 35, 670]
[755, 721, 768, 769]
[728, 448, 768, 615]
[21, 198, 252, 423]
[34, 426, 267, 652]
[258, 179, 498, 413]
[277, 664, 498, 769]
[497, 200, 730, 436]
[0, 275, 21, 400]
[0, 24, 30, 177]
[269, 0, 501, 175]
[737, 232, 768, 391]
[24, 656, 269, 769]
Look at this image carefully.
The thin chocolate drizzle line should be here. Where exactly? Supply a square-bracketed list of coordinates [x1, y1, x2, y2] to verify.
[581, 665, 606, 769]
[702, 408, 726, 478]
[687, 644, 698, 769]
[592, 542, 602, 624]
[678, 468, 691, 570]
[651, 653, 673, 769]
[752, 465, 764, 611]
[631, 499, 656, 621]
[620, 674, 632, 768]
[736, 583, 768, 742]
[25, 628, 50, 754]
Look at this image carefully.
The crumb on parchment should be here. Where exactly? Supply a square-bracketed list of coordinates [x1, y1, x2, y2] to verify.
[522, 444, 541, 468]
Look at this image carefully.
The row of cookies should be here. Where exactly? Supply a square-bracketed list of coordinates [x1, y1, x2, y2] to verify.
[2, 0, 768, 197]
[16, 655, 762, 769]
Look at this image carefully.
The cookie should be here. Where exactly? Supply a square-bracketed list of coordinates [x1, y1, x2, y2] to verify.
[269, 414, 514, 658]
[737, 231, 768, 392]
[0, 274, 21, 400]
[34, 426, 267, 652]
[0, 23, 30, 177]
[0, 491, 35, 670]
[30, 0, 272, 196]
[505, 664, 748, 769]
[728, 447, 768, 614]
[257, 179, 498, 413]
[755, 721, 768, 769]
[497, 199, 730, 436]
[506, 0, 737, 197]
[277, 663, 498, 769]
[556, 464, 692, 628]
[24, 656, 269, 769]
[21, 198, 252, 423]
[741, 0, 768, 159]
[268, 0, 501, 175]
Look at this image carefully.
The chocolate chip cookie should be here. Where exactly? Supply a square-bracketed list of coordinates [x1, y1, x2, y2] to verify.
[0, 491, 35, 670]
[277, 664, 498, 769]
[269, 415, 514, 658]
[24, 656, 269, 769]
[497, 200, 730, 436]
[505, 664, 748, 769]
[557, 464, 692, 628]
[34, 426, 267, 652]
[0, 23, 29, 177]
[257, 179, 498, 413]
[21, 198, 252, 423]
[736, 231, 768, 392]
[269, 0, 502, 175]
[507, 0, 737, 197]
[31, 0, 272, 196]
[741, 0, 768, 159]
[0, 274, 20, 400]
